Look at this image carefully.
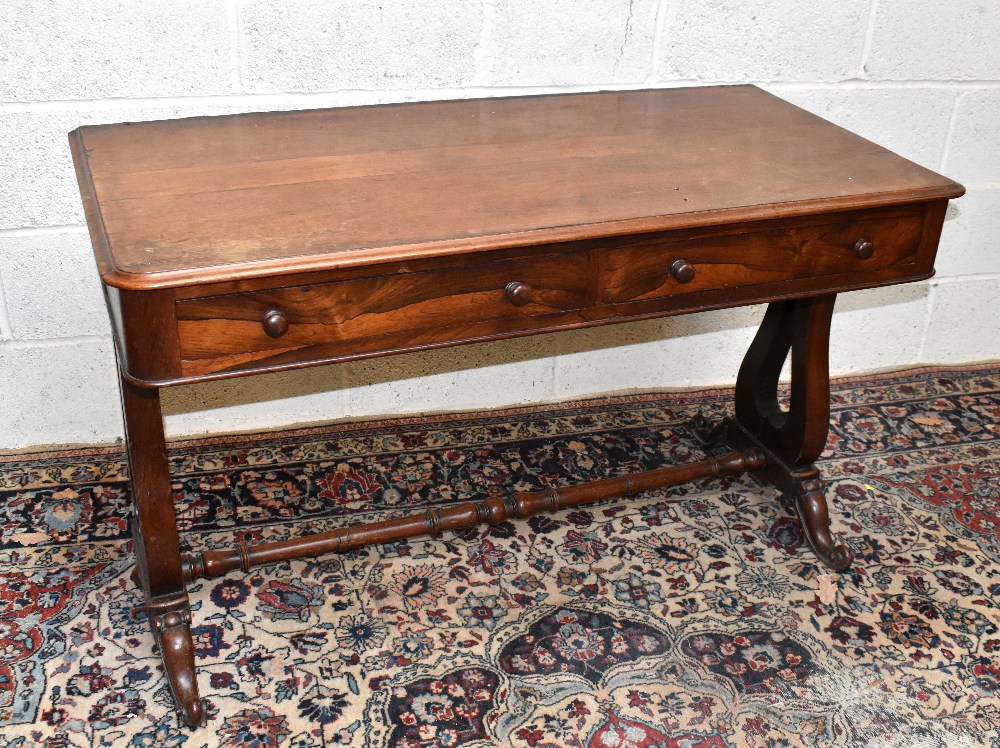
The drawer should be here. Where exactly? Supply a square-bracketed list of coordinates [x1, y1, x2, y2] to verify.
[175, 252, 588, 376]
[599, 211, 926, 305]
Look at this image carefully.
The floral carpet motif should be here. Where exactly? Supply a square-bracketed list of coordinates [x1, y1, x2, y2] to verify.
[0, 364, 998, 747]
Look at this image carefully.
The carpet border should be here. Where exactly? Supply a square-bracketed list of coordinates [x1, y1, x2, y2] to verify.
[2, 361, 997, 465]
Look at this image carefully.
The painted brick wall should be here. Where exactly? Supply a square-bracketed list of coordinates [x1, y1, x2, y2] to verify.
[1, 0, 998, 449]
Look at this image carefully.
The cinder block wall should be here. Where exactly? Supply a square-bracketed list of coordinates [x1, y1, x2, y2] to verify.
[1, 0, 998, 449]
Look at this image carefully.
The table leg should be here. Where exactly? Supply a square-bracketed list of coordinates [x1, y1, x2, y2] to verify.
[693, 295, 853, 570]
[120, 378, 206, 727]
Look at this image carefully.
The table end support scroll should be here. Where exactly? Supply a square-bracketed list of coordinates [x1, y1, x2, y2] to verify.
[149, 601, 208, 728]
[692, 294, 856, 572]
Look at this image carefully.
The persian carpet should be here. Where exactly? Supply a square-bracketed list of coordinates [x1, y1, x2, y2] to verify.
[1, 364, 998, 748]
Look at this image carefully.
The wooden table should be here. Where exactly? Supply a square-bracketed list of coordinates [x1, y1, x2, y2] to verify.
[69, 85, 963, 727]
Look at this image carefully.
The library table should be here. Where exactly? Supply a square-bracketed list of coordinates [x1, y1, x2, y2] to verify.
[70, 85, 963, 726]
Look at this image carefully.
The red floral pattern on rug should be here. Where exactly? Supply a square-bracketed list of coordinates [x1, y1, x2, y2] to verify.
[679, 630, 813, 695]
[384, 668, 499, 747]
[498, 607, 670, 684]
[0, 364, 998, 747]
[875, 462, 1000, 549]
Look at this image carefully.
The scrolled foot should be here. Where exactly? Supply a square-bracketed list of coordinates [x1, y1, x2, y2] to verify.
[178, 696, 207, 729]
[688, 414, 727, 447]
[794, 478, 854, 572]
[151, 606, 207, 728]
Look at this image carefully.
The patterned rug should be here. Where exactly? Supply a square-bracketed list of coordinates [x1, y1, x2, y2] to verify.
[1, 364, 998, 748]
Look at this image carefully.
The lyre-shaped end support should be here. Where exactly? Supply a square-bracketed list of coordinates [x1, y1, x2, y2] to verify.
[725, 295, 856, 572]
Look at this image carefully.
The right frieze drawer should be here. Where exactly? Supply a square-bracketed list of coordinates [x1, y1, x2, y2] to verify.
[598, 209, 926, 304]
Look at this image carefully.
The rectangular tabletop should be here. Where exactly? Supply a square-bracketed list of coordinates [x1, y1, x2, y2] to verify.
[71, 85, 963, 290]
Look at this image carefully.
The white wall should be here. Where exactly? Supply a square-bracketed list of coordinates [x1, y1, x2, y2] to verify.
[1, 0, 998, 450]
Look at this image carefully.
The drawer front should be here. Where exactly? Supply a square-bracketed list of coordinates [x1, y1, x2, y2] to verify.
[599, 211, 926, 305]
[175, 252, 588, 376]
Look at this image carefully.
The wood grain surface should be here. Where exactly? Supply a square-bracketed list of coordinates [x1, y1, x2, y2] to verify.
[598, 207, 925, 303]
[168, 204, 935, 380]
[175, 250, 590, 376]
[70, 86, 963, 290]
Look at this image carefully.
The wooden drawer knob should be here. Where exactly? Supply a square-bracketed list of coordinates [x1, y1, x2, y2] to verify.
[261, 309, 289, 338]
[505, 281, 534, 307]
[853, 237, 874, 260]
[670, 259, 696, 284]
